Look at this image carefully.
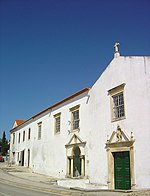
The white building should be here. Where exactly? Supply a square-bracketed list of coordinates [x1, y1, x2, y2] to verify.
[10, 44, 150, 190]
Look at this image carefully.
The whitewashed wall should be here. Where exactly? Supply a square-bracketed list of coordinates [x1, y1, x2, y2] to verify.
[10, 91, 90, 178]
[88, 56, 150, 189]
[32, 91, 90, 178]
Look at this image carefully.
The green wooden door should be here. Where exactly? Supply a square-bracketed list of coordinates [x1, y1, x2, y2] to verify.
[73, 156, 81, 177]
[73, 146, 81, 177]
[113, 151, 131, 190]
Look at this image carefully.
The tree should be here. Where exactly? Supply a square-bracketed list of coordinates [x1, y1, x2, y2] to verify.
[1, 131, 8, 156]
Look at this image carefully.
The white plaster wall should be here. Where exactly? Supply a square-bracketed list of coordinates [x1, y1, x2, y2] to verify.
[10, 120, 34, 166]
[11, 91, 90, 178]
[31, 92, 90, 178]
[88, 56, 150, 189]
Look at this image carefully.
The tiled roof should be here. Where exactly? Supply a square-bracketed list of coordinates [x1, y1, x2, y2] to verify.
[11, 88, 90, 130]
[15, 120, 25, 126]
[32, 88, 90, 119]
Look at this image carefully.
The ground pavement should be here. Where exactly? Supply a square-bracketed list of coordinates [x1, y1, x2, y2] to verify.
[0, 162, 149, 196]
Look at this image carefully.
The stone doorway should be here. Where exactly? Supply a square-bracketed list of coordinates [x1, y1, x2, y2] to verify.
[65, 134, 86, 178]
[106, 125, 135, 190]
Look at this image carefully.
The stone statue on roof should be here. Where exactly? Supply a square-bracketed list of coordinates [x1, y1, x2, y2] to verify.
[114, 42, 120, 58]
[114, 42, 120, 52]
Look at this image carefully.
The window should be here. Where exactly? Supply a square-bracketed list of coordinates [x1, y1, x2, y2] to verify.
[13, 133, 15, 144]
[108, 84, 126, 121]
[18, 133, 20, 143]
[28, 128, 31, 140]
[112, 93, 125, 119]
[72, 110, 79, 130]
[70, 105, 80, 131]
[23, 131, 25, 142]
[54, 113, 61, 134]
[38, 122, 42, 140]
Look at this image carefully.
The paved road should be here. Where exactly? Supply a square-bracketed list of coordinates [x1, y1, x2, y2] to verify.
[0, 180, 63, 196]
[0, 163, 149, 196]
[0, 178, 129, 196]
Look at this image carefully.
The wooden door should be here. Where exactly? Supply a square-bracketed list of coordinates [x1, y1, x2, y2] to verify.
[73, 146, 81, 177]
[113, 151, 131, 190]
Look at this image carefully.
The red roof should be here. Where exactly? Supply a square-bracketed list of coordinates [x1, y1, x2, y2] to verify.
[32, 88, 90, 118]
[12, 88, 90, 130]
[15, 120, 25, 126]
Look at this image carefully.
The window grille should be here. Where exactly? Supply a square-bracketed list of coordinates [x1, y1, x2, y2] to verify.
[72, 110, 79, 130]
[112, 92, 125, 119]
[55, 116, 60, 133]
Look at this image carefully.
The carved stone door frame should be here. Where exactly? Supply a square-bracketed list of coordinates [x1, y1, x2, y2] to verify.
[65, 134, 86, 178]
[106, 125, 135, 190]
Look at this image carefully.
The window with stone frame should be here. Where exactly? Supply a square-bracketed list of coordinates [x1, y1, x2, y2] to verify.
[54, 113, 61, 134]
[70, 105, 80, 131]
[108, 84, 126, 121]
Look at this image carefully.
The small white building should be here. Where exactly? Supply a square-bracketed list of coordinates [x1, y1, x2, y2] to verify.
[10, 44, 150, 190]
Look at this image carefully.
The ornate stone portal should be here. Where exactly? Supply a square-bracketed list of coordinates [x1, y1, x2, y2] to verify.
[106, 125, 135, 190]
[65, 134, 86, 178]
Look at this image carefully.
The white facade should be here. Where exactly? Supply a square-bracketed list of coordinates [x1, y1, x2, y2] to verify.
[88, 56, 150, 189]
[10, 53, 150, 190]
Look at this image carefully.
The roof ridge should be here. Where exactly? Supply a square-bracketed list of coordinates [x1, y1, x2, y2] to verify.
[11, 88, 90, 131]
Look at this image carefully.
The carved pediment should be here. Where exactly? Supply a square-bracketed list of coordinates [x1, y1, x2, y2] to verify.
[65, 134, 86, 148]
[106, 125, 134, 147]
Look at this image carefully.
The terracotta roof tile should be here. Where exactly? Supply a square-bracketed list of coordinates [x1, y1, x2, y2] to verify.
[32, 88, 90, 119]
[11, 88, 90, 130]
[15, 120, 25, 126]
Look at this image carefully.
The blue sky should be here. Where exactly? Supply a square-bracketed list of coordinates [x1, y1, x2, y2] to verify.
[0, 0, 150, 139]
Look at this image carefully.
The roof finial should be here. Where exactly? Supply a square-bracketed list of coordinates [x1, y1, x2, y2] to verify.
[114, 42, 120, 58]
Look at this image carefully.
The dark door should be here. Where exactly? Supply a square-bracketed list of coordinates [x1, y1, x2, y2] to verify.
[28, 149, 30, 167]
[113, 151, 131, 190]
[21, 150, 24, 166]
